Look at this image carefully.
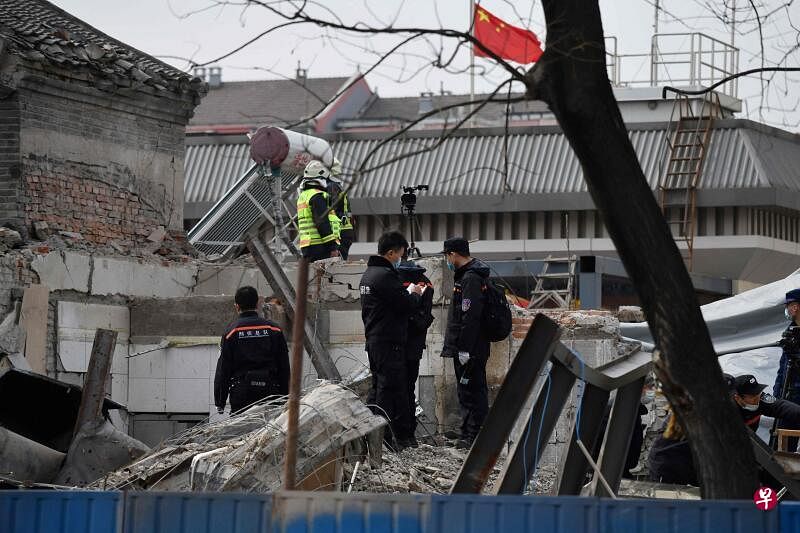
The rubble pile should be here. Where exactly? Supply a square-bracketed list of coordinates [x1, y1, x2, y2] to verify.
[94, 382, 385, 492]
[345, 442, 556, 495]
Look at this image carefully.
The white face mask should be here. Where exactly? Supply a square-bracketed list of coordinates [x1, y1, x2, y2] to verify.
[742, 402, 759, 412]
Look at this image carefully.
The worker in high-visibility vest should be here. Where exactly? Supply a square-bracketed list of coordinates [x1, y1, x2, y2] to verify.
[297, 160, 340, 262]
[328, 158, 356, 260]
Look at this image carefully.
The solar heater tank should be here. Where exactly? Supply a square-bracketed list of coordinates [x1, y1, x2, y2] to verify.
[249, 126, 334, 174]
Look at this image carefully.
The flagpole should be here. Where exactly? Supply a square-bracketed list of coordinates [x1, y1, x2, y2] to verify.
[469, 0, 476, 126]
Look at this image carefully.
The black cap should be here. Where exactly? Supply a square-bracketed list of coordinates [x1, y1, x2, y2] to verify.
[786, 289, 800, 304]
[734, 374, 767, 396]
[440, 237, 470, 256]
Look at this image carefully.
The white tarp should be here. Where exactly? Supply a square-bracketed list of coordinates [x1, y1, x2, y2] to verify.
[621, 268, 800, 357]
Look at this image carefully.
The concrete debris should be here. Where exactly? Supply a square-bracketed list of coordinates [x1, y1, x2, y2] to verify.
[58, 230, 84, 240]
[0, 227, 22, 250]
[345, 442, 557, 495]
[32, 221, 51, 241]
[94, 382, 386, 492]
[146, 225, 167, 243]
[617, 306, 645, 323]
[0, 367, 143, 486]
[617, 479, 700, 499]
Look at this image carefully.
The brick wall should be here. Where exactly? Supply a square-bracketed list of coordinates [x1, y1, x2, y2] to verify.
[6, 73, 192, 245]
[21, 158, 165, 245]
[0, 93, 20, 224]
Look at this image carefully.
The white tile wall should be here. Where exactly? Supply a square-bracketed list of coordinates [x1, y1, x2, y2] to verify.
[128, 377, 166, 412]
[166, 378, 209, 412]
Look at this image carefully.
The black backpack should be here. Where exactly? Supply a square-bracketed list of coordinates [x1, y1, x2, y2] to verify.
[482, 279, 512, 342]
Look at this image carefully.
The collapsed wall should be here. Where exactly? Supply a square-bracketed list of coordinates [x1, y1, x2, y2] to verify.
[0, 244, 647, 485]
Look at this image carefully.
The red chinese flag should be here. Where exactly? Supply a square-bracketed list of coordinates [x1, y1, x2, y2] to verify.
[473, 4, 543, 64]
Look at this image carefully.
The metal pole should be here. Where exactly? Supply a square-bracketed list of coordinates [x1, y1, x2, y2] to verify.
[730, 0, 736, 48]
[469, 0, 476, 123]
[282, 257, 309, 490]
[653, 0, 659, 35]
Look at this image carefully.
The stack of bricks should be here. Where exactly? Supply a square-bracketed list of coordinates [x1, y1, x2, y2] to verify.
[21, 167, 165, 247]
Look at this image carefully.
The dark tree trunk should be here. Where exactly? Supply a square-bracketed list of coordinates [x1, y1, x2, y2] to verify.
[528, 0, 759, 498]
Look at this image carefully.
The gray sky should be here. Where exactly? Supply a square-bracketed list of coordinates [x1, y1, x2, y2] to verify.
[50, 0, 800, 128]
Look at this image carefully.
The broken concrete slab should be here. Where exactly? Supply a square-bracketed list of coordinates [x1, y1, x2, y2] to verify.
[92, 256, 197, 298]
[31, 251, 91, 292]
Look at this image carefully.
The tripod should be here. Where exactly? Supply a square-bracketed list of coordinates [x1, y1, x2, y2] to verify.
[401, 185, 428, 259]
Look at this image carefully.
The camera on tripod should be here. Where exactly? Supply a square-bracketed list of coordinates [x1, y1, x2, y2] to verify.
[400, 184, 428, 259]
[780, 326, 800, 353]
[401, 184, 429, 214]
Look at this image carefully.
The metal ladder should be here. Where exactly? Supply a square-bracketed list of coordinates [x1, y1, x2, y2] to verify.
[529, 255, 577, 309]
[658, 92, 721, 270]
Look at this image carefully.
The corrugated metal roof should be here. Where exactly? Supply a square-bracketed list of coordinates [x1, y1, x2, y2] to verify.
[184, 121, 798, 206]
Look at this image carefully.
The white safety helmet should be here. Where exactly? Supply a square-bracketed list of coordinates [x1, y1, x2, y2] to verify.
[330, 157, 343, 178]
[304, 160, 330, 180]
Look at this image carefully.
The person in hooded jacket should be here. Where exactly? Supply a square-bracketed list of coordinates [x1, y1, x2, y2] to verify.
[359, 231, 424, 450]
[397, 259, 435, 447]
[441, 237, 491, 448]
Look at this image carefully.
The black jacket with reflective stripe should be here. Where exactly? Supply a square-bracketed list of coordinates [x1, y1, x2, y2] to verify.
[214, 311, 290, 408]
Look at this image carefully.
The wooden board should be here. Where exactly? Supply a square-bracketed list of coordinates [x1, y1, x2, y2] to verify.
[20, 284, 49, 374]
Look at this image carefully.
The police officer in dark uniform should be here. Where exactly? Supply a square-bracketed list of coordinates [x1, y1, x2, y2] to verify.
[214, 286, 290, 414]
[774, 289, 800, 403]
[735, 374, 800, 433]
[359, 231, 424, 450]
[441, 237, 491, 449]
[773, 289, 800, 449]
[397, 259, 435, 448]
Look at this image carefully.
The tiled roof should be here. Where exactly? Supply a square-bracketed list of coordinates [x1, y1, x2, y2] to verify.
[0, 0, 204, 97]
[188, 77, 351, 129]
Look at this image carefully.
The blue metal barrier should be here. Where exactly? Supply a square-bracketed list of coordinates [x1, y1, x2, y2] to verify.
[601, 498, 778, 533]
[0, 490, 790, 533]
[428, 494, 598, 532]
[0, 491, 120, 533]
[781, 501, 800, 533]
[124, 492, 271, 533]
[272, 491, 429, 533]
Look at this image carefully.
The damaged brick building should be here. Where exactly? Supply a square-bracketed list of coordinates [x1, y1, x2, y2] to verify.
[0, 0, 205, 246]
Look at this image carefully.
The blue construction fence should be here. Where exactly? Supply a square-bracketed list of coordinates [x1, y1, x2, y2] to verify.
[1, 489, 797, 533]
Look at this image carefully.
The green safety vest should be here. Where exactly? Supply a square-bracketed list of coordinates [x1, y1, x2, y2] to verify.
[340, 194, 354, 231]
[297, 188, 339, 249]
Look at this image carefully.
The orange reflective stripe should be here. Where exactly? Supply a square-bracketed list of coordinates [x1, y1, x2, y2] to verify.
[225, 324, 282, 340]
[297, 202, 309, 210]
